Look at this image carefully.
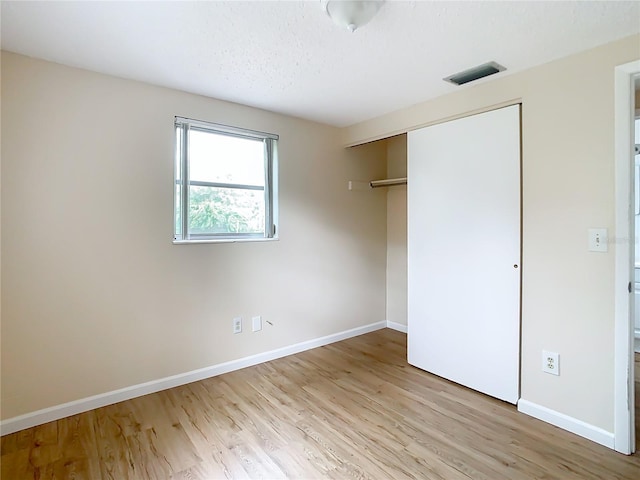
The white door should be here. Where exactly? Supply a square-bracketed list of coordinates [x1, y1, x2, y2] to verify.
[407, 105, 521, 404]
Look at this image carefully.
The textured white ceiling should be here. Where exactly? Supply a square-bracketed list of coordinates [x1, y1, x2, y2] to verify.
[2, 1, 639, 127]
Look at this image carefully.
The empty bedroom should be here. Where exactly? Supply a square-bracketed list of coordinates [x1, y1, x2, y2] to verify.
[2, 1, 640, 479]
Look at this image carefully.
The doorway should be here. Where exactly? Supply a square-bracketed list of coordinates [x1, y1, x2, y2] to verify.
[614, 60, 640, 455]
[634, 77, 640, 449]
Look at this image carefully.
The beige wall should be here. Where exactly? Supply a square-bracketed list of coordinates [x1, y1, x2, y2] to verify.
[0, 52, 388, 419]
[344, 34, 640, 432]
[385, 135, 407, 326]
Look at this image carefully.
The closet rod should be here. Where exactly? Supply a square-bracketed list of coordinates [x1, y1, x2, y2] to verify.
[369, 177, 407, 188]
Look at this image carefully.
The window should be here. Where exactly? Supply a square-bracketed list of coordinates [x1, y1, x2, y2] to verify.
[174, 117, 278, 242]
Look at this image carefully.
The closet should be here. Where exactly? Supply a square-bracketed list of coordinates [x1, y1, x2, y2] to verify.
[407, 105, 521, 404]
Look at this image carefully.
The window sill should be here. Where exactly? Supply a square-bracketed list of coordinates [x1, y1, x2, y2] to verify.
[173, 237, 279, 245]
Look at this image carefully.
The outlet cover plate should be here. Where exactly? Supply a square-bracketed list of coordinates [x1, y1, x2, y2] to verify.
[542, 350, 559, 376]
[252, 316, 262, 332]
[233, 317, 242, 334]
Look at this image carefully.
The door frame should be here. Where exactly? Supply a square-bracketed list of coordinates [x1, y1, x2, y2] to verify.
[614, 59, 639, 455]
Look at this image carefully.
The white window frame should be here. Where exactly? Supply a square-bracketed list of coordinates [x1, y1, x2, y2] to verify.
[174, 116, 278, 243]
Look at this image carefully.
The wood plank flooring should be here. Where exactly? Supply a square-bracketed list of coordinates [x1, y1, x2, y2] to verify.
[2, 329, 640, 479]
[636, 351, 640, 448]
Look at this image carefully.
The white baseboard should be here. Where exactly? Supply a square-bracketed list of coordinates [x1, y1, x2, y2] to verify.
[386, 320, 407, 333]
[517, 399, 614, 449]
[1, 321, 387, 436]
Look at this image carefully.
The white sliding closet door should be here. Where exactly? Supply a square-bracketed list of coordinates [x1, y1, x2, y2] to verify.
[407, 105, 521, 404]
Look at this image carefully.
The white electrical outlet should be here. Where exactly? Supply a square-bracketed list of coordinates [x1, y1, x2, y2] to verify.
[542, 350, 559, 376]
[233, 317, 242, 334]
[252, 315, 262, 332]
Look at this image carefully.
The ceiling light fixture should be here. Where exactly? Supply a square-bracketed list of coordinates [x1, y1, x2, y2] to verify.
[322, 0, 385, 33]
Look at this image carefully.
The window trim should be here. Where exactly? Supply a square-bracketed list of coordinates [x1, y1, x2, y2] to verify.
[174, 117, 278, 243]
[175, 117, 278, 141]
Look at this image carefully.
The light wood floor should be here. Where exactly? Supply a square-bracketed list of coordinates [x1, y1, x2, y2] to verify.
[636, 351, 640, 447]
[2, 329, 640, 479]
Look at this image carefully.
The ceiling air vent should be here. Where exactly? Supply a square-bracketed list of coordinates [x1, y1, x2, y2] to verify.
[444, 61, 506, 86]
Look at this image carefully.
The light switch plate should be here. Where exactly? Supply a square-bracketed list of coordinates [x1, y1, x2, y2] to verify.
[588, 228, 608, 252]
